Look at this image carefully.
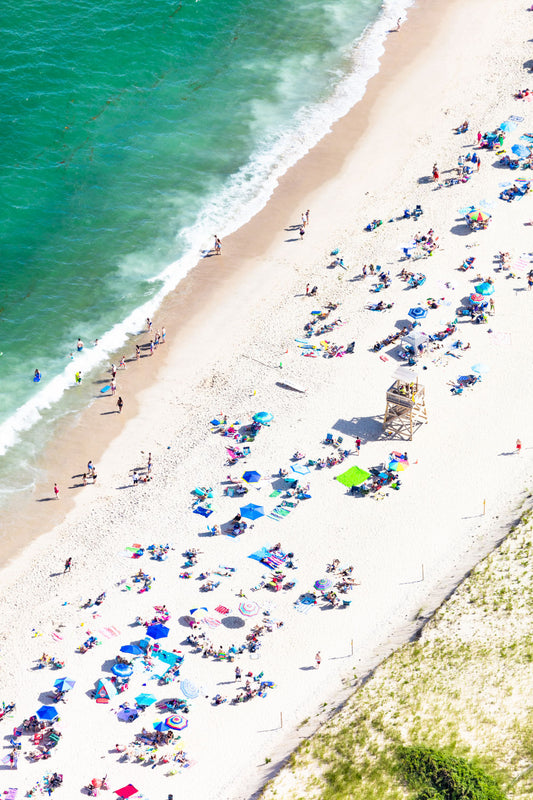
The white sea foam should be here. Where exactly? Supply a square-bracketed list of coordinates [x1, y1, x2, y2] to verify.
[0, 0, 412, 459]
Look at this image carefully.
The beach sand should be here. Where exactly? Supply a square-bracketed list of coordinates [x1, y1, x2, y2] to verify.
[1, 0, 533, 797]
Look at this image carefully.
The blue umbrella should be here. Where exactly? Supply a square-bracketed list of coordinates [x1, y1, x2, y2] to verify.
[472, 363, 490, 374]
[240, 503, 265, 520]
[53, 677, 76, 692]
[112, 663, 134, 678]
[253, 411, 273, 425]
[36, 705, 59, 721]
[474, 282, 495, 296]
[120, 644, 143, 656]
[291, 463, 310, 475]
[153, 720, 171, 732]
[500, 120, 517, 132]
[146, 623, 169, 640]
[408, 306, 428, 320]
[180, 679, 200, 699]
[135, 693, 157, 707]
[242, 470, 261, 483]
[512, 143, 530, 159]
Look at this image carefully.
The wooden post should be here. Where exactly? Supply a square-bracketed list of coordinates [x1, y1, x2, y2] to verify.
[483, 499, 486, 515]
[351, 639, 354, 656]
[421, 563, 425, 581]
[280, 711, 283, 729]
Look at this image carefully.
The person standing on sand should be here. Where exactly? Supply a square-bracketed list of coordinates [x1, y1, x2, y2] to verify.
[214, 235, 222, 255]
[82, 473, 87, 486]
[432, 163, 439, 182]
[147, 452, 152, 474]
[117, 396, 124, 414]
[476, 157, 481, 172]
[299, 225, 305, 241]
[110, 379, 116, 396]
[516, 438, 522, 453]
[136, 345, 140, 360]
[355, 437, 361, 453]
[315, 651, 321, 669]
[64, 557, 72, 573]
[235, 665, 241, 681]
[54, 483, 59, 500]
[306, 209, 310, 225]
[147, 317, 152, 332]
[161, 326, 166, 343]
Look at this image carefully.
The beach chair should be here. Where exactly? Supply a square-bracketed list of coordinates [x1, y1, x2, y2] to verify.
[342, 599, 352, 608]
[324, 433, 334, 444]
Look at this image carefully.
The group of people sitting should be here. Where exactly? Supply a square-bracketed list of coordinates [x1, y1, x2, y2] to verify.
[372, 326, 410, 352]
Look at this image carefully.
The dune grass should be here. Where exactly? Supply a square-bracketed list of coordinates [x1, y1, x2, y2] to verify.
[261, 508, 533, 800]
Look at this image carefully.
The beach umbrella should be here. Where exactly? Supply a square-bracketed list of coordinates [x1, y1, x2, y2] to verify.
[388, 460, 406, 472]
[180, 678, 200, 699]
[112, 663, 134, 678]
[53, 677, 75, 692]
[500, 120, 517, 132]
[120, 644, 143, 656]
[114, 786, 138, 799]
[408, 306, 428, 320]
[469, 293, 484, 305]
[36, 705, 59, 722]
[466, 210, 490, 223]
[189, 606, 208, 617]
[135, 693, 157, 707]
[474, 282, 495, 296]
[512, 143, 530, 159]
[472, 363, 490, 374]
[314, 578, 332, 591]
[238, 600, 260, 617]
[335, 465, 371, 488]
[240, 503, 265, 520]
[165, 713, 188, 730]
[242, 470, 261, 483]
[146, 623, 169, 640]
[253, 411, 273, 425]
[153, 720, 171, 732]
[291, 463, 310, 475]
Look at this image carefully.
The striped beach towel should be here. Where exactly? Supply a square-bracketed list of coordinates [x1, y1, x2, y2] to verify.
[98, 626, 120, 639]
[202, 617, 221, 629]
[215, 605, 230, 615]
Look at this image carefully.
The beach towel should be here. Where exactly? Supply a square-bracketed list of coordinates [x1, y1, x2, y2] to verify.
[5, 790, 18, 800]
[293, 601, 312, 614]
[489, 331, 512, 347]
[215, 605, 230, 615]
[458, 205, 475, 215]
[202, 616, 221, 629]
[271, 506, 290, 517]
[509, 115, 524, 122]
[262, 553, 287, 569]
[269, 490, 281, 497]
[193, 506, 213, 518]
[98, 626, 120, 639]
[248, 546, 271, 563]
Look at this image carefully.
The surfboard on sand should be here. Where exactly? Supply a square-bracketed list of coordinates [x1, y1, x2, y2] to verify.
[100, 385, 111, 393]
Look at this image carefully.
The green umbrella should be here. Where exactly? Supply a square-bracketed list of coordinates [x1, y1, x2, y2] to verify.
[335, 466, 371, 488]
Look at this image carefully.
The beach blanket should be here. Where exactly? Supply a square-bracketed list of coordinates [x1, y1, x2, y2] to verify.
[193, 506, 213, 518]
[293, 601, 312, 614]
[202, 616, 221, 629]
[262, 553, 287, 569]
[215, 605, 230, 615]
[5, 790, 17, 799]
[509, 115, 524, 122]
[269, 490, 281, 497]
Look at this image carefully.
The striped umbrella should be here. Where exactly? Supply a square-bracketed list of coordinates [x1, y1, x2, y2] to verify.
[165, 714, 188, 730]
[238, 600, 260, 617]
[180, 679, 200, 699]
[314, 578, 332, 591]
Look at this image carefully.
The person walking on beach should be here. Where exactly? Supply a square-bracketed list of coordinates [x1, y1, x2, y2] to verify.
[54, 483, 60, 500]
[110, 379, 116, 396]
[117, 396, 124, 414]
[355, 437, 361, 454]
[136, 345, 140, 360]
[305, 209, 310, 225]
[214, 235, 222, 255]
[119, 356, 126, 369]
[299, 225, 305, 241]
[235, 665, 241, 682]
[64, 557, 72, 573]
[147, 317, 152, 332]
[161, 326, 166, 343]
[147, 452, 152, 474]
[88, 460, 95, 476]
[432, 163, 439, 182]
[476, 157, 481, 172]
[516, 438, 522, 453]
[315, 651, 321, 669]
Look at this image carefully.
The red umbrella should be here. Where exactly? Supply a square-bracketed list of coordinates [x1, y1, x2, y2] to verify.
[114, 786, 138, 799]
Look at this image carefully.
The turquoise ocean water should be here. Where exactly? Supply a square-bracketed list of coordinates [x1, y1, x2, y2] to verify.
[0, 0, 410, 499]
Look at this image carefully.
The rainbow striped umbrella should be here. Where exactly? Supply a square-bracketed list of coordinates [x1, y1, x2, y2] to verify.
[165, 714, 188, 730]
[238, 600, 260, 617]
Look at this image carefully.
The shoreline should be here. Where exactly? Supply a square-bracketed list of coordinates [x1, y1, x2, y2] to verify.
[2, 0, 533, 798]
[0, 0, 443, 565]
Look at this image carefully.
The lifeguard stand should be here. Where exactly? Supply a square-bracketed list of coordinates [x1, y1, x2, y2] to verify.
[383, 371, 427, 440]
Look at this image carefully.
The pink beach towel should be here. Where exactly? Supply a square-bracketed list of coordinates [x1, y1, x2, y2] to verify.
[51, 632, 63, 641]
[202, 617, 221, 629]
[98, 626, 120, 639]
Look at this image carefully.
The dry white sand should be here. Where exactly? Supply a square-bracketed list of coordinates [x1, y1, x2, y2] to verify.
[2, 0, 533, 797]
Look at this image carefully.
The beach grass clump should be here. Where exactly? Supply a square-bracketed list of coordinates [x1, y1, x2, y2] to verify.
[396, 745, 507, 800]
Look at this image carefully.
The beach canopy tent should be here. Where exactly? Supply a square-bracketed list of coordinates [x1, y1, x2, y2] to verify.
[120, 644, 143, 656]
[114, 786, 138, 799]
[240, 503, 265, 520]
[393, 366, 419, 383]
[36, 705, 59, 721]
[95, 678, 118, 701]
[242, 470, 261, 483]
[54, 677, 75, 692]
[253, 411, 273, 425]
[135, 693, 157, 707]
[335, 466, 371, 488]
[402, 330, 429, 350]
[474, 282, 495, 296]
[500, 120, 517, 133]
[146, 623, 169, 640]
[291, 463, 310, 475]
[408, 306, 428, 320]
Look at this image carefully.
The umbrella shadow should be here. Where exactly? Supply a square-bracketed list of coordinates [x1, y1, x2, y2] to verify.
[450, 222, 474, 236]
[221, 616, 245, 629]
[37, 690, 56, 704]
[100, 658, 118, 674]
[299, 666, 316, 671]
